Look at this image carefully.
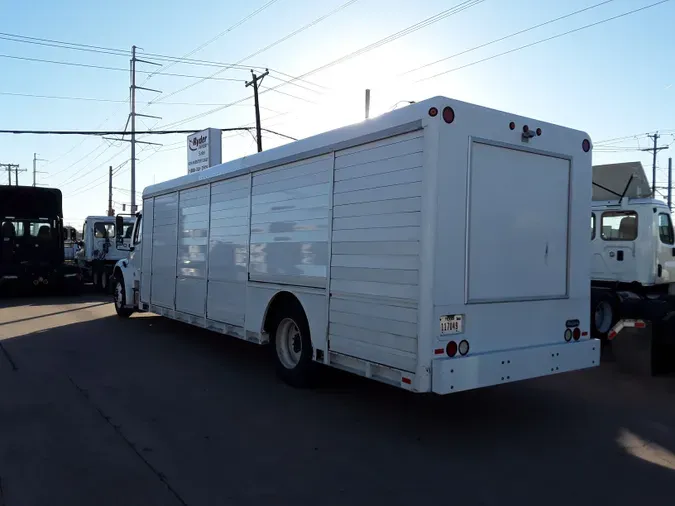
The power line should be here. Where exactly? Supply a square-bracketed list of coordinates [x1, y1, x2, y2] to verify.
[149, 0, 361, 105]
[283, 0, 485, 86]
[155, 0, 484, 128]
[417, 0, 671, 82]
[402, 0, 617, 76]
[140, 0, 282, 83]
[0, 53, 247, 81]
[0, 90, 267, 106]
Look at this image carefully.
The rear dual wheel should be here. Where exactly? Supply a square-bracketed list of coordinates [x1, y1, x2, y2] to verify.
[270, 302, 316, 388]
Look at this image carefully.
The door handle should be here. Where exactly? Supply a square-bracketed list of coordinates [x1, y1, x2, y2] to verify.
[617, 250, 624, 261]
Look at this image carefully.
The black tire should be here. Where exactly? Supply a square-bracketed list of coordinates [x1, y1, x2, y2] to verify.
[591, 291, 619, 340]
[113, 279, 133, 318]
[269, 300, 316, 388]
[100, 270, 111, 294]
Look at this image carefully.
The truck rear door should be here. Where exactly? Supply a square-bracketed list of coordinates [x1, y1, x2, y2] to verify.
[466, 141, 570, 303]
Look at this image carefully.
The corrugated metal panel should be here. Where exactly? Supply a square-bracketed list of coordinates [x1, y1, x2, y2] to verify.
[175, 186, 209, 316]
[329, 131, 423, 372]
[151, 193, 178, 309]
[250, 154, 331, 288]
[207, 176, 250, 324]
[140, 197, 154, 303]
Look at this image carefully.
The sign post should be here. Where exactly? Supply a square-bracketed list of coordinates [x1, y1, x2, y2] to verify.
[187, 128, 222, 174]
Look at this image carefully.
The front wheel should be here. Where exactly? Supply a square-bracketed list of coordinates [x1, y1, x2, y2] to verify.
[113, 279, 134, 318]
[271, 304, 315, 388]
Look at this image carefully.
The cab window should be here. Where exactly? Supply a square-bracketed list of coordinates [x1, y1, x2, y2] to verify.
[591, 213, 596, 240]
[601, 211, 637, 241]
[658, 213, 674, 245]
[94, 223, 115, 239]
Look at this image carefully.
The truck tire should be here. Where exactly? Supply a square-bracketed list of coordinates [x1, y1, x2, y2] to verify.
[591, 291, 619, 339]
[100, 270, 111, 294]
[113, 279, 133, 318]
[270, 302, 316, 388]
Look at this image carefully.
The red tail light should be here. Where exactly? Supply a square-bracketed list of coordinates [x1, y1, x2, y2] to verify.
[442, 106, 455, 124]
[573, 328, 581, 341]
[446, 341, 458, 357]
[582, 139, 591, 152]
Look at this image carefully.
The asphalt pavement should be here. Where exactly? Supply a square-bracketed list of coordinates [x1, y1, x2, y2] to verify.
[1, 294, 674, 506]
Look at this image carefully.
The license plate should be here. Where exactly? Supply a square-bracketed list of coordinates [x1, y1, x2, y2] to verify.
[440, 314, 464, 335]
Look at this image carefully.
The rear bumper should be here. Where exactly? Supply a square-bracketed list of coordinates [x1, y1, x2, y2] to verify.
[431, 339, 600, 394]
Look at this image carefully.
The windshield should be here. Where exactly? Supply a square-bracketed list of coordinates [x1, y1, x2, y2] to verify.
[1, 219, 55, 240]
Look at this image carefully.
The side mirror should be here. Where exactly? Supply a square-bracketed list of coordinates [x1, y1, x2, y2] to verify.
[115, 215, 124, 243]
[70, 229, 77, 241]
[62, 229, 68, 241]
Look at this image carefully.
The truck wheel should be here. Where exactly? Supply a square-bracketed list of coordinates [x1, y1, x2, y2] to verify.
[100, 271, 110, 294]
[592, 292, 618, 339]
[113, 280, 133, 318]
[270, 303, 315, 388]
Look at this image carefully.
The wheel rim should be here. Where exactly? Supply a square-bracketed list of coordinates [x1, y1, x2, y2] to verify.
[275, 318, 302, 370]
[595, 301, 613, 334]
[102, 275, 107, 289]
[93, 272, 99, 286]
[114, 282, 124, 308]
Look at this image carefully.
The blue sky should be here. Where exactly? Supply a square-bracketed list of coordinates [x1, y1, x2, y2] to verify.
[1, 0, 674, 225]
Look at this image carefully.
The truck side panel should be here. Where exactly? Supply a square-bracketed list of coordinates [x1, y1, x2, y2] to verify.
[328, 131, 424, 373]
[249, 154, 332, 288]
[151, 194, 179, 310]
[175, 186, 209, 316]
[207, 176, 250, 326]
[140, 197, 154, 304]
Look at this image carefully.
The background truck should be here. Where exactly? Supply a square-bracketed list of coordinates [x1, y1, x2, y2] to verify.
[0, 185, 81, 292]
[75, 215, 135, 292]
[112, 95, 599, 393]
[590, 161, 675, 373]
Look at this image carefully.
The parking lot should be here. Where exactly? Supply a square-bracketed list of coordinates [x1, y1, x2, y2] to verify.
[0, 295, 674, 505]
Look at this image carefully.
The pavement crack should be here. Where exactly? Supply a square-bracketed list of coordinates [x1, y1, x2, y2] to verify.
[0, 342, 17, 371]
[66, 375, 187, 506]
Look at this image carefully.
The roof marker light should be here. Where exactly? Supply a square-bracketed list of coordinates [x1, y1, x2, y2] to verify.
[428, 107, 438, 117]
[442, 106, 455, 124]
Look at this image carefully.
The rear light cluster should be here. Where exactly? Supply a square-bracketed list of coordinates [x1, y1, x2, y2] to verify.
[564, 327, 583, 342]
[429, 106, 455, 124]
[445, 339, 469, 357]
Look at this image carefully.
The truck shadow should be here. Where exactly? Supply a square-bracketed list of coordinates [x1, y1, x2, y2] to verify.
[1, 311, 674, 505]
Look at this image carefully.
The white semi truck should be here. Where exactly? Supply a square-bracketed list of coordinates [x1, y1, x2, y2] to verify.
[75, 215, 135, 292]
[111, 96, 599, 393]
[590, 161, 675, 373]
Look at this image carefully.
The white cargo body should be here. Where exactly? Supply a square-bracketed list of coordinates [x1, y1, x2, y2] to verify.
[113, 96, 599, 394]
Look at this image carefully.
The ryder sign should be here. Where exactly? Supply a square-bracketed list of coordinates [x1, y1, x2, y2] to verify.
[187, 128, 222, 174]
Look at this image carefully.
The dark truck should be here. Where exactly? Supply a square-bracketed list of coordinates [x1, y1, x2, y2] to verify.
[0, 185, 81, 293]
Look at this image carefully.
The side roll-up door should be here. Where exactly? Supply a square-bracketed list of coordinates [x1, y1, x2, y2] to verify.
[175, 186, 210, 316]
[151, 193, 179, 309]
[329, 131, 424, 373]
[140, 197, 154, 304]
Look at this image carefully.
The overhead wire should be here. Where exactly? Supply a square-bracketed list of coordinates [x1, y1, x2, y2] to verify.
[416, 0, 671, 82]
[148, 0, 361, 106]
[401, 0, 617, 76]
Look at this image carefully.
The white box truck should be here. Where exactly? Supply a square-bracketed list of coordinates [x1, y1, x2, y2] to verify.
[111, 96, 599, 393]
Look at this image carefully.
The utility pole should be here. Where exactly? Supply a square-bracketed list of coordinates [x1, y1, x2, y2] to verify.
[245, 69, 269, 153]
[128, 45, 162, 213]
[668, 157, 673, 210]
[643, 132, 669, 197]
[365, 89, 371, 119]
[108, 166, 114, 216]
[33, 153, 47, 187]
[1, 164, 18, 185]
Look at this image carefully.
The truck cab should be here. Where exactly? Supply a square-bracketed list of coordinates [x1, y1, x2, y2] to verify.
[591, 199, 675, 290]
[76, 215, 135, 292]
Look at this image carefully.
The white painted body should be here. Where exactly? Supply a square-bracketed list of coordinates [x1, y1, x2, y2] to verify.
[115, 96, 599, 394]
[591, 199, 675, 287]
[76, 216, 135, 264]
